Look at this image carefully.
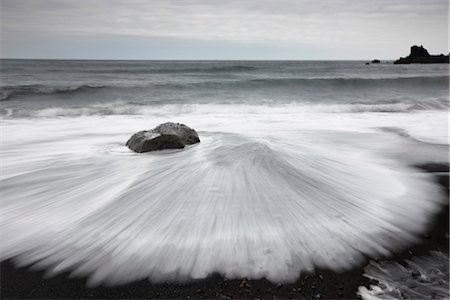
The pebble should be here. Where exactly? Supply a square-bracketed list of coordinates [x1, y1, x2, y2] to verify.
[239, 279, 251, 289]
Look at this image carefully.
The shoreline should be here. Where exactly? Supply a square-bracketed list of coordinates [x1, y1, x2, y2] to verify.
[1, 163, 448, 299]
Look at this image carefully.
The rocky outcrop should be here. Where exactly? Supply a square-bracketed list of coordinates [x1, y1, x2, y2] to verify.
[371, 59, 381, 64]
[394, 45, 449, 64]
[126, 122, 200, 153]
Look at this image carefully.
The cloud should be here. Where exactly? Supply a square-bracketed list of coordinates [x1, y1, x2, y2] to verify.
[1, 0, 448, 59]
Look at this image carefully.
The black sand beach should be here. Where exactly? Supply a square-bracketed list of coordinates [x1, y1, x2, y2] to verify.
[1, 164, 448, 299]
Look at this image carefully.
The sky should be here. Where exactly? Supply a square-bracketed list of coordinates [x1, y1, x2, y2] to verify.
[0, 0, 448, 60]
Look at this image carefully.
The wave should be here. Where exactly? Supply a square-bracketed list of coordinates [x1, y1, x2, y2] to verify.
[0, 118, 444, 286]
[2, 98, 447, 118]
[1, 75, 447, 101]
[0, 84, 107, 101]
[225, 75, 449, 89]
[149, 75, 449, 91]
[42, 65, 258, 75]
[144, 64, 258, 74]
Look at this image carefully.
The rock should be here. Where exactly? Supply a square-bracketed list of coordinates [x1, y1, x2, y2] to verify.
[153, 122, 200, 145]
[394, 45, 449, 64]
[365, 62, 370, 65]
[126, 122, 200, 153]
[371, 59, 381, 63]
[126, 132, 185, 153]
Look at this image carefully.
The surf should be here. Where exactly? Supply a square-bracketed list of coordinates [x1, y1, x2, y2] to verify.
[0, 114, 445, 286]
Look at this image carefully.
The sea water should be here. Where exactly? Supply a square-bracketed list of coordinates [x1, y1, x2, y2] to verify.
[1, 60, 448, 286]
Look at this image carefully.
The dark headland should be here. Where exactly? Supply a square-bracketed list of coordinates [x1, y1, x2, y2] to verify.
[394, 45, 449, 64]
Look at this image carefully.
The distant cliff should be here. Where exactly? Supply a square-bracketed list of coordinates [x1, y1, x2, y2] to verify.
[394, 45, 449, 64]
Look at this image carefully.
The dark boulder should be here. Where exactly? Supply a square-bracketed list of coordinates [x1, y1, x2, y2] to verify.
[153, 122, 200, 145]
[126, 122, 200, 153]
[371, 59, 381, 63]
[394, 45, 449, 64]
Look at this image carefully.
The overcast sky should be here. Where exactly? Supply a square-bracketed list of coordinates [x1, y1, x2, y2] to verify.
[1, 0, 448, 60]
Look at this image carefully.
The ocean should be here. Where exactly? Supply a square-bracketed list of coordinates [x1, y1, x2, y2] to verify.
[1, 60, 448, 293]
[1, 60, 449, 117]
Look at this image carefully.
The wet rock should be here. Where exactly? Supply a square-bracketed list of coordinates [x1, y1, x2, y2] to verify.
[153, 122, 200, 145]
[371, 59, 381, 63]
[126, 122, 200, 153]
[127, 132, 185, 153]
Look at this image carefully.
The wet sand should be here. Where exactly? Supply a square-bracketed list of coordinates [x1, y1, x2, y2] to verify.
[1, 164, 448, 299]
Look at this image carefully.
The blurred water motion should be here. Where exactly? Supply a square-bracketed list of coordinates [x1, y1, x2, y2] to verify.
[358, 252, 449, 299]
[0, 113, 445, 286]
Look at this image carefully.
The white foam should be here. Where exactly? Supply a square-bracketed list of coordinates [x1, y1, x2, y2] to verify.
[358, 252, 449, 300]
[0, 112, 446, 286]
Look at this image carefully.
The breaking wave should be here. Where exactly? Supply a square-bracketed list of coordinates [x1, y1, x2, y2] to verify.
[2, 98, 447, 117]
[0, 84, 107, 101]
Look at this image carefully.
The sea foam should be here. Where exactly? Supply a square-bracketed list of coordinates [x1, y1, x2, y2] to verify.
[358, 252, 449, 300]
[0, 113, 445, 286]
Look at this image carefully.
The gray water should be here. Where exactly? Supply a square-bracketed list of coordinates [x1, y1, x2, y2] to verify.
[1, 60, 448, 286]
[1, 60, 449, 116]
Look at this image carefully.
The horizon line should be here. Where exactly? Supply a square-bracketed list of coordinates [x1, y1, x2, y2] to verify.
[0, 58, 397, 61]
